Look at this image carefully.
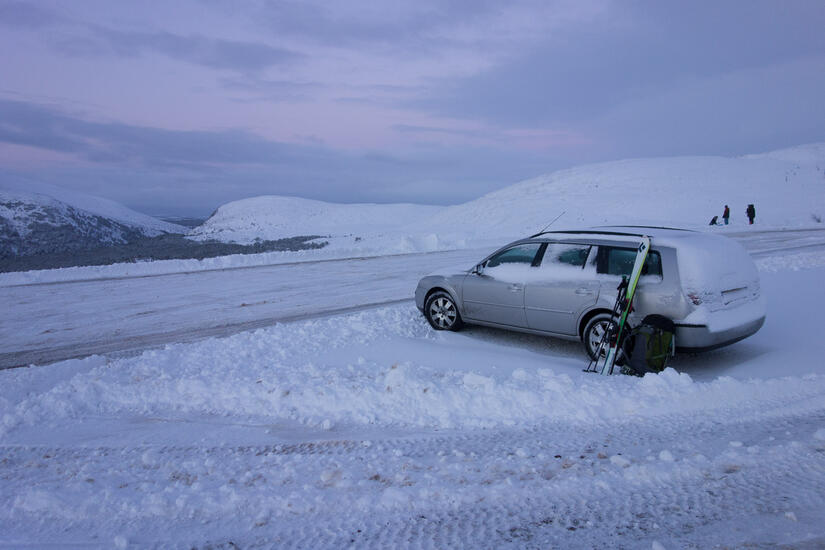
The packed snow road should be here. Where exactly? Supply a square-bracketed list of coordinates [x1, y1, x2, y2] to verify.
[2, 228, 825, 369]
[730, 227, 825, 256]
[0, 247, 490, 369]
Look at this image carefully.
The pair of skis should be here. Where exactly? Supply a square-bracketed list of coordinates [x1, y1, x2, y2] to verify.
[585, 236, 651, 375]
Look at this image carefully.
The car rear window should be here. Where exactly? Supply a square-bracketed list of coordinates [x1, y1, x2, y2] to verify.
[596, 246, 662, 277]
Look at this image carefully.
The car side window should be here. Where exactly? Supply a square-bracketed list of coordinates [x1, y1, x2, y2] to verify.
[596, 246, 663, 278]
[540, 243, 591, 268]
[485, 243, 543, 268]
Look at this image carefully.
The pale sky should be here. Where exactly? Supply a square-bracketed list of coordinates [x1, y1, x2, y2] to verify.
[1, 0, 823, 216]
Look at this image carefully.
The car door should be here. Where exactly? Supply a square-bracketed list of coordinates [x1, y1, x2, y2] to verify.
[525, 243, 599, 335]
[593, 244, 664, 317]
[461, 242, 543, 328]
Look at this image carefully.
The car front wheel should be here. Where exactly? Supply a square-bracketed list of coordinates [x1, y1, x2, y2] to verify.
[424, 291, 463, 331]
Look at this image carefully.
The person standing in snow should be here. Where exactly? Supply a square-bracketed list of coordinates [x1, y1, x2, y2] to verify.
[723, 205, 730, 225]
[746, 204, 756, 225]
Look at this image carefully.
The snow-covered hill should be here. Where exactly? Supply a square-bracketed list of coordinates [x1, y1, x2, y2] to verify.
[190, 144, 825, 255]
[419, 145, 825, 242]
[0, 184, 184, 258]
[188, 195, 442, 244]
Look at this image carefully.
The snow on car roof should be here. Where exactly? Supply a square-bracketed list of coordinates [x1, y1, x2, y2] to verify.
[527, 226, 758, 293]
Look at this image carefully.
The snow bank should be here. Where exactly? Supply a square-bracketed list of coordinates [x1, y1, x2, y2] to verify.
[3, 305, 824, 438]
[0, 235, 498, 286]
[0, 246, 357, 286]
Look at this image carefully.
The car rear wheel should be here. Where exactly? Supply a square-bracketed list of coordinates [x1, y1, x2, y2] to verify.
[424, 291, 463, 331]
[583, 313, 628, 365]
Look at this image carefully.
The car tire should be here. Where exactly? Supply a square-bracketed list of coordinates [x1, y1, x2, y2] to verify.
[583, 313, 629, 365]
[424, 291, 463, 331]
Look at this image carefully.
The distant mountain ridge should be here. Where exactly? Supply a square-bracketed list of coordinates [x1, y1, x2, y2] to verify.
[0, 187, 185, 258]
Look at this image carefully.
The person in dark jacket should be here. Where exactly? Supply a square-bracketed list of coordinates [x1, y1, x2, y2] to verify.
[746, 204, 756, 224]
[723, 205, 730, 225]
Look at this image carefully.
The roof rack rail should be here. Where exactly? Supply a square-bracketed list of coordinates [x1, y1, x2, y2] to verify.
[529, 225, 694, 239]
[596, 225, 693, 232]
[529, 229, 646, 239]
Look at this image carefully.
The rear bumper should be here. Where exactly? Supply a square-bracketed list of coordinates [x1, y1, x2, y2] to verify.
[675, 315, 765, 352]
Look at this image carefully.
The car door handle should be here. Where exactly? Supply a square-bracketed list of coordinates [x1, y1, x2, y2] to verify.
[575, 288, 594, 295]
[508, 284, 523, 292]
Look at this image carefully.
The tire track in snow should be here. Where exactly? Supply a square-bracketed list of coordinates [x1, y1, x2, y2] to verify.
[3, 409, 824, 548]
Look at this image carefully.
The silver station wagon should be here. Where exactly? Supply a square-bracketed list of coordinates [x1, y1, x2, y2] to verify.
[415, 226, 766, 359]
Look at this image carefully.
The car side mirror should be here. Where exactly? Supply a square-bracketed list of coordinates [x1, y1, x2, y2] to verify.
[473, 263, 485, 275]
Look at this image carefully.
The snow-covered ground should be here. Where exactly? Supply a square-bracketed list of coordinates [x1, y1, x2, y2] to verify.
[1, 233, 825, 548]
[2, 144, 825, 547]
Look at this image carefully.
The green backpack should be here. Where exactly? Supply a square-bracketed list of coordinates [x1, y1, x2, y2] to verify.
[622, 315, 675, 376]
